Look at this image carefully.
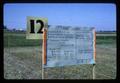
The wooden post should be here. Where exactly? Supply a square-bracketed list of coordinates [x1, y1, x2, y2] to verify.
[42, 28, 47, 79]
[43, 29, 47, 65]
[93, 29, 96, 79]
[93, 29, 96, 62]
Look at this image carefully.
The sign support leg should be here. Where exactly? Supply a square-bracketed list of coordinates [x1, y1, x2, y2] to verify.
[42, 28, 47, 79]
[42, 63, 44, 79]
[42, 42, 44, 79]
[93, 64, 96, 79]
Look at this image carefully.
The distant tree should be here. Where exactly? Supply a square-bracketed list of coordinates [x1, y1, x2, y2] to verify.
[4, 26, 7, 29]
[13, 28, 16, 32]
[48, 25, 51, 27]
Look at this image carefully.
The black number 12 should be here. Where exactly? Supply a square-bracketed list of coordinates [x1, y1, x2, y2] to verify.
[30, 19, 44, 33]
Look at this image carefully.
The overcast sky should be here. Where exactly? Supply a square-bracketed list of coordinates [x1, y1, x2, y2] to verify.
[4, 3, 116, 31]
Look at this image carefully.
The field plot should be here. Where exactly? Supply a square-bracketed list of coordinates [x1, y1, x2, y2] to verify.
[4, 47, 42, 79]
[4, 30, 116, 79]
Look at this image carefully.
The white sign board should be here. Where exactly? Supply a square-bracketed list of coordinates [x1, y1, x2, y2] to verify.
[44, 26, 96, 67]
[26, 16, 47, 39]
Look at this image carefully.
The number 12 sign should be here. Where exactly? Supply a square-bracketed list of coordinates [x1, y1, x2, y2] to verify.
[26, 16, 48, 39]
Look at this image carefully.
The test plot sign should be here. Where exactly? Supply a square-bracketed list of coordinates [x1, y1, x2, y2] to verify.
[26, 16, 47, 39]
[44, 26, 96, 67]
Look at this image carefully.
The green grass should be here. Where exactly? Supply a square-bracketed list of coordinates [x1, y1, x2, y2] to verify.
[96, 36, 116, 44]
[96, 32, 116, 34]
[4, 31, 42, 47]
[4, 30, 116, 47]
[4, 31, 116, 79]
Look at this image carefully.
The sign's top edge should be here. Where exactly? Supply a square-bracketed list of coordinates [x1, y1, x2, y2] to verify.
[48, 25, 95, 30]
[27, 16, 48, 19]
[48, 25, 95, 28]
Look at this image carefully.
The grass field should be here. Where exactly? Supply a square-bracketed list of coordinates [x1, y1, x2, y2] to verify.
[4, 30, 116, 79]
